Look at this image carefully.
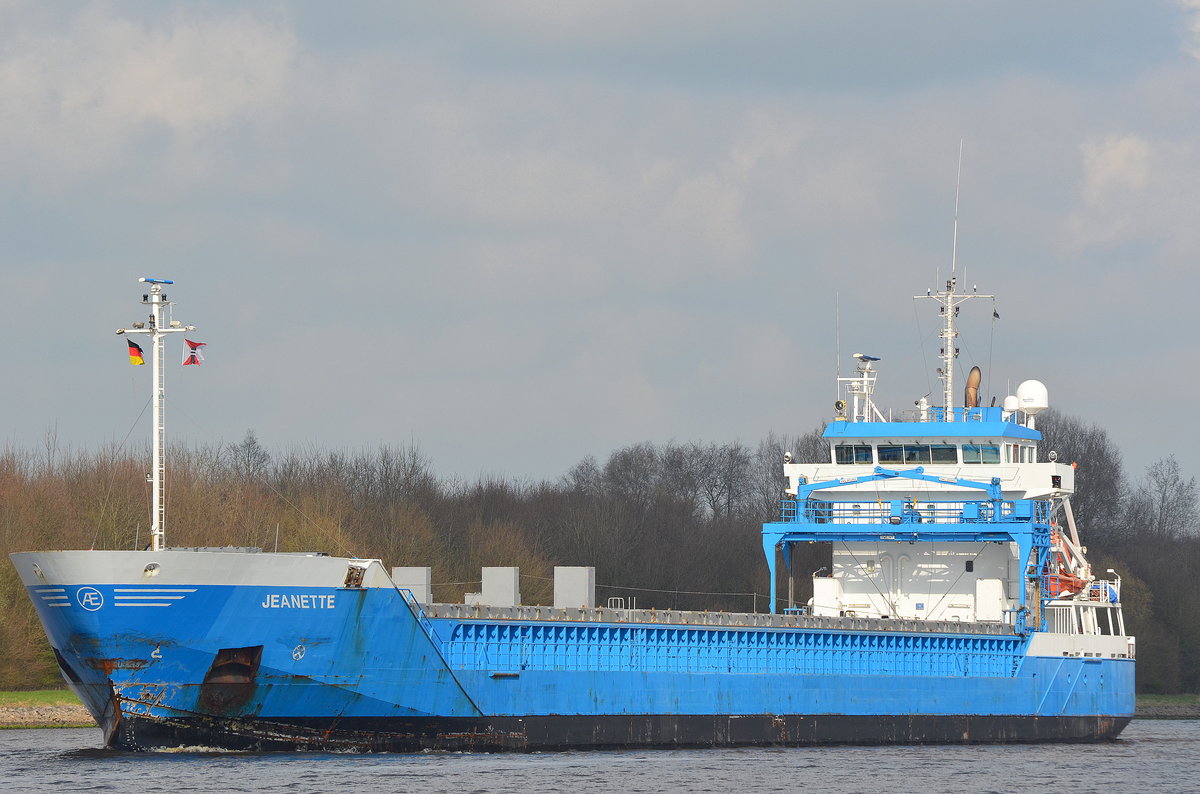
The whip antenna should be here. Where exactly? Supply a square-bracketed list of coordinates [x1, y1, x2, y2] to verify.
[951, 139, 963, 275]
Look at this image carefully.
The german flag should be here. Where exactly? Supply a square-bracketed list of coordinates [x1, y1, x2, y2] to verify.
[127, 339, 145, 365]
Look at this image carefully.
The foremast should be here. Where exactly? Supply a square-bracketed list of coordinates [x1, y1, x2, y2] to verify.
[116, 278, 196, 552]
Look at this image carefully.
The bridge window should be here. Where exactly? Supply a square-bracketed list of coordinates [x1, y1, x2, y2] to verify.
[931, 444, 958, 463]
[962, 444, 1001, 464]
[834, 444, 873, 464]
[879, 444, 940, 464]
[878, 445, 902, 464]
[876, 444, 957, 464]
[904, 445, 931, 464]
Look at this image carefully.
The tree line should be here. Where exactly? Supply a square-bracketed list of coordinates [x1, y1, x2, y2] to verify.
[1037, 410, 1199, 693]
[0, 412, 1195, 693]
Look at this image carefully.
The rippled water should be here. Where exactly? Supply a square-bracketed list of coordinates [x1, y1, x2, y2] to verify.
[3, 721, 1198, 793]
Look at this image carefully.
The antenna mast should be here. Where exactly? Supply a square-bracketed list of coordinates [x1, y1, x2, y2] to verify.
[835, 292, 841, 398]
[116, 278, 196, 551]
[915, 145, 992, 417]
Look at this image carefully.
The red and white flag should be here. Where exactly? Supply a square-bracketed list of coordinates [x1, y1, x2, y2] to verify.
[182, 339, 207, 366]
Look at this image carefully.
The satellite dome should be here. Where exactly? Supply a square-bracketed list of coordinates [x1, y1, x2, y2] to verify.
[1002, 395, 1019, 412]
[1016, 380, 1049, 415]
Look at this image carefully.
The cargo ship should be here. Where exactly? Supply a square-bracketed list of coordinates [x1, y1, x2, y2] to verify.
[10, 276, 1134, 751]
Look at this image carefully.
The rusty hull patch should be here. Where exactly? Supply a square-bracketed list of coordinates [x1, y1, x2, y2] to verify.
[81, 656, 153, 676]
[197, 646, 264, 715]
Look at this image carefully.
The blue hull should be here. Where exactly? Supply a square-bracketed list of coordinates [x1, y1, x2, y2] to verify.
[26, 578, 1135, 751]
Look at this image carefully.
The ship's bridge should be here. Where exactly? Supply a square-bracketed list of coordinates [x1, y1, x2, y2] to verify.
[784, 408, 1073, 501]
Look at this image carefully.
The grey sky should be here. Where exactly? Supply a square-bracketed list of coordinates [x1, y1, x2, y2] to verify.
[1, 1, 1196, 488]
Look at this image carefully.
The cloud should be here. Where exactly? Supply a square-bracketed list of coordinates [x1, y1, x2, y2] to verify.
[441, 1, 736, 47]
[0, 4, 297, 194]
[1, 1, 1199, 486]
[1062, 133, 1152, 247]
[286, 58, 768, 292]
[1065, 128, 1200, 267]
[1081, 134, 1151, 205]
[1175, 0, 1200, 59]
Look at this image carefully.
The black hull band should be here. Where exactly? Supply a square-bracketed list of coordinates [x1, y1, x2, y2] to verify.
[114, 712, 1132, 752]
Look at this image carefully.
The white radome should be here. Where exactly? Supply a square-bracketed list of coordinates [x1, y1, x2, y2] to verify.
[1016, 380, 1049, 415]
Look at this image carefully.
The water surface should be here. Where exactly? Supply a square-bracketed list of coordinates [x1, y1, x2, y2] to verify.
[3, 720, 1196, 793]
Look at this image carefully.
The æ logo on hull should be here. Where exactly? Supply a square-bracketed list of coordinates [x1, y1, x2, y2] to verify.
[77, 587, 104, 611]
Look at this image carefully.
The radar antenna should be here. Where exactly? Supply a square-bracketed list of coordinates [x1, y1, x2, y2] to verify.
[838, 353, 887, 422]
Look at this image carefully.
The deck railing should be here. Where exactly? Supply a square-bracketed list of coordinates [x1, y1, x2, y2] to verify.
[779, 498, 1049, 525]
[1045, 605, 1076, 634]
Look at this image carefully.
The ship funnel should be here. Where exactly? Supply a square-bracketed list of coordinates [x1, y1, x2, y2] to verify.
[963, 366, 981, 409]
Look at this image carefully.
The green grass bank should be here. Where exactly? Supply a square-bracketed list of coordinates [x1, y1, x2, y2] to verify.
[0, 689, 90, 728]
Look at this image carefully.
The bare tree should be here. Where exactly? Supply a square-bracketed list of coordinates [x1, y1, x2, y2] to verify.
[1036, 410, 1125, 543]
[1126, 456, 1198, 540]
[227, 430, 271, 481]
